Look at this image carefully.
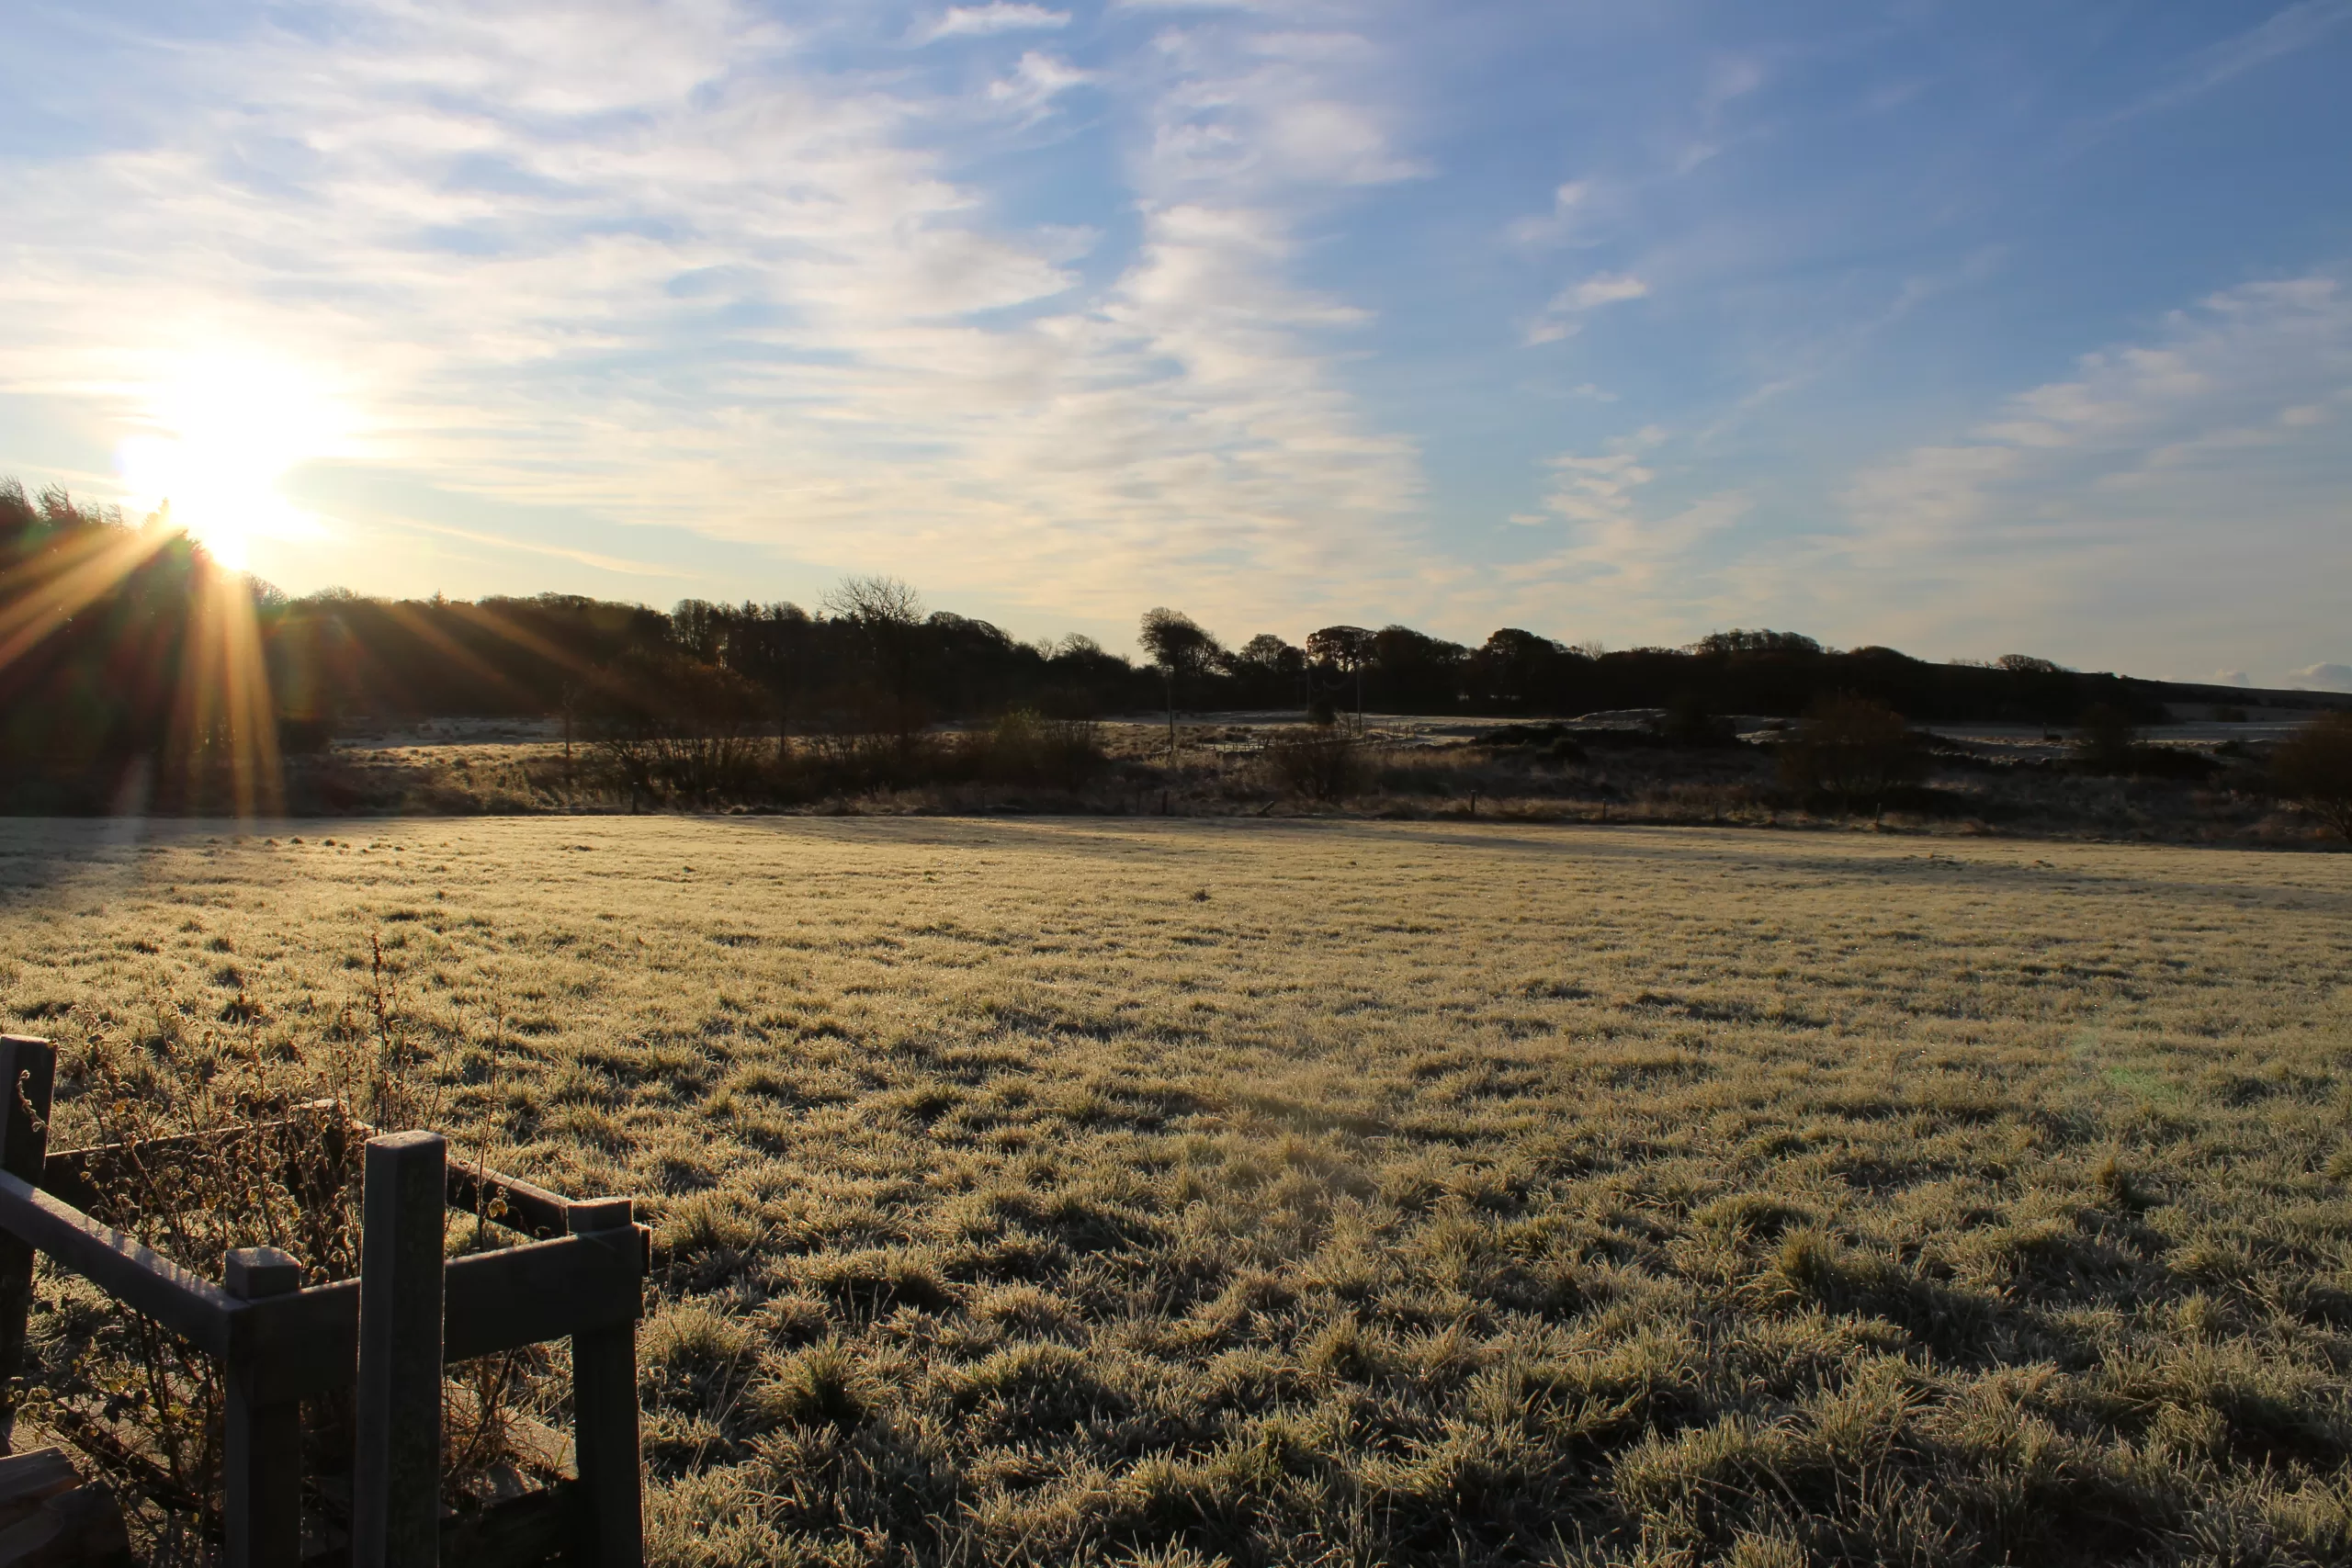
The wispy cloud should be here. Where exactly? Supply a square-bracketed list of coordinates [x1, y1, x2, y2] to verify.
[988, 50, 1093, 119]
[384, 516, 695, 579]
[1507, 181, 1592, 247]
[2115, 0, 2352, 122]
[1526, 273, 1648, 344]
[1484, 270, 2352, 668]
[919, 4, 1069, 44]
[1824, 274, 2352, 671]
[0, 0, 1430, 630]
[1496, 427, 1751, 627]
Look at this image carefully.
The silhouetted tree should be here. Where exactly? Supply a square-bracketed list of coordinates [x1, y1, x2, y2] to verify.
[823, 576, 929, 744]
[2073, 703, 2140, 773]
[1306, 626, 1373, 729]
[1694, 628, 1822, 658]
[1779, 695, 1919, 814]
[1139, 607, 1221, 759]
[2272, 713, 2352, 840]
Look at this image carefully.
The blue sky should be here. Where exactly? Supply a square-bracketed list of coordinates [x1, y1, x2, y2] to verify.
[2, 1, 2348, 684]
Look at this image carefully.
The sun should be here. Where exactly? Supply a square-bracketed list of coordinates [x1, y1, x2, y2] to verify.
[114, 355, 345, 571]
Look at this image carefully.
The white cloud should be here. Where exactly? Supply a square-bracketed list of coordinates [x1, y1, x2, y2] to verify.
[920, 5, 1069, 43]
[1493, 428, 1748, 625]
[2208, 669, 2253, 686]
[988, 51, 1093, 118]
[0, 0, 1432, 629]
[2106, 0, 2352, 124]
[2292, 662, 2352, 691]
[1527, 272, 1647, 344]
[1820, 273, 2352, 671]
[1533, 449, 1655, 525]
[1475, 270, 2352, 661]
[1839, 277, 2350, 555]
[1507, 180, 1590, 246]
[1562, 274, 1650, 310]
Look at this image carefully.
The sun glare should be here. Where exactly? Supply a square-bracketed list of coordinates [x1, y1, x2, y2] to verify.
[114, 356, 345, 572]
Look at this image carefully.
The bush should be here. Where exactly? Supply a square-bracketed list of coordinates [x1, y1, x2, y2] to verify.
[2271, 713, 2352, 840]
[1659, 692, 1736, 747]
[977, 709, 1106, 790]
[1776, 696, 1920, 811]
[589, 651, 769, 806]
[1265, 728, 1366, 802]
[2072, 703, 2141, 773]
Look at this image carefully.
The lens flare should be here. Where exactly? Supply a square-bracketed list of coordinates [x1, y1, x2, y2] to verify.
[114, 355, 344, 571]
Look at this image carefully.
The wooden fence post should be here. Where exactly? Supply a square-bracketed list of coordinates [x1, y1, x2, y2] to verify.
[352, 1133, 445, 1568]
[224, 1246, 303, 1568]
[567, 1199, 642, 1568]
[0, 1036, 55, 1455]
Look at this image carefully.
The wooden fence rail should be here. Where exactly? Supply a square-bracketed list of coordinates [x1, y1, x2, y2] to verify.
[0, 1036, 647, 1568]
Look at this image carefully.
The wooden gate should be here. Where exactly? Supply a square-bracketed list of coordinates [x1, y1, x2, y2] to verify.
[0, 1035, 647, 1568]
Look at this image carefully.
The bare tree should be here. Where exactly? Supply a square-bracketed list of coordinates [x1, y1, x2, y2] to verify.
[823, 576, 928, 746]
[822, 575, 924, 628]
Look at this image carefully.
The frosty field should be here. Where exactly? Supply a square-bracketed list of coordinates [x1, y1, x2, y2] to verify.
[3, 817, 2350, 1567]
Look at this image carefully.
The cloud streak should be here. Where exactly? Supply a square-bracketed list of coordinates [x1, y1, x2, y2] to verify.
[0, 0, 1431, 630]
[919, 5, 1070, 43]
[1526, 273, 1648, 345]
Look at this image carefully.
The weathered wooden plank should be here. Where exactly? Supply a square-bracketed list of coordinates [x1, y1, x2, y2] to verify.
[439, 1483, 578, 1568]
[0, 1172, 232, 1357]
[0, 1482, 131, 1568]
[444, 1235, 641, 1366]
[444, 1166, 571, 1242]
[0, 1038, 54, 1455]
[0, 1450, 77, 1521]
[300, 1483, 580, 1568]
[565, 1204, 642, 1568]
[232, 1233, 644, 1403]
[224, 1248, 304, 1568]
[230, 1282, 357, 1404]
[353, 1133, 446, 1568]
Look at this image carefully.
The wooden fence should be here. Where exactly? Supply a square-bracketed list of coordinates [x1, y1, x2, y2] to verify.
[0, 1035, 647, 1568]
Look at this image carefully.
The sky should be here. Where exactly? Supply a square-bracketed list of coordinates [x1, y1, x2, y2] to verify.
[1, 0, 2348, 685]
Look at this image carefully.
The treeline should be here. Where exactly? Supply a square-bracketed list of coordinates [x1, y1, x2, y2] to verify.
[266, 592, 2175, 733]
[0, 474, 2247, 807]
[0, 481, 229, 803]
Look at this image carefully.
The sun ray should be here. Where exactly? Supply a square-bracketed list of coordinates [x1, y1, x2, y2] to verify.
[0, 521, 179, 676]
[163, 558, 285, 818]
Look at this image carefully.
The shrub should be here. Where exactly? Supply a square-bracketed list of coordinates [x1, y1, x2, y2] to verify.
[978, 709, 1107, 789]
[1776, 696, 1920, 811]
[1659, 691, 1736, 747]
[1264, 728, 1365, 803]
[2271, 712, 2352, 840]
[589, 651, 769, 806]
[2072, 703, 2140, 773]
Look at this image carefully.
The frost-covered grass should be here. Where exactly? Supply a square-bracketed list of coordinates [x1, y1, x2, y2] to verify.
[5, 817, 2351, 1566]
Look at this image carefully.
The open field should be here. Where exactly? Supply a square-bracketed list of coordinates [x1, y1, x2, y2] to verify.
[209, 704, 2351, 850]
[4, 818, 2351, 1566]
